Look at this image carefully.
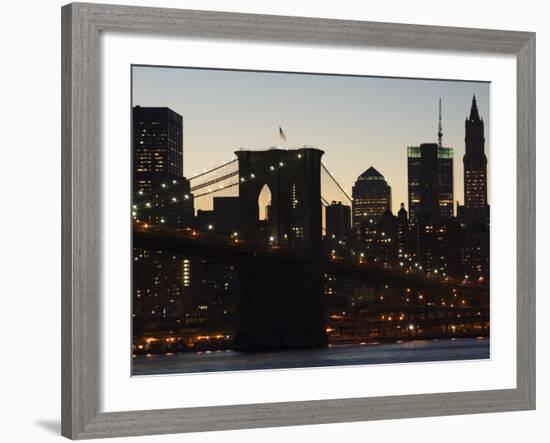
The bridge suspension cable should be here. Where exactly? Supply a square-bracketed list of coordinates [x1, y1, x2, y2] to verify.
[320, 162, 353, 207]
[134, 151, 355, 217]
[188, 158, 238, 181]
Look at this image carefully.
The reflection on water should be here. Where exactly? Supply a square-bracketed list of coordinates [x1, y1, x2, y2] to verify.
[133, 337, 489, 375]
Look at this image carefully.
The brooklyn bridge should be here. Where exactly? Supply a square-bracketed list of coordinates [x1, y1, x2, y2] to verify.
[132, 147, 489, 353]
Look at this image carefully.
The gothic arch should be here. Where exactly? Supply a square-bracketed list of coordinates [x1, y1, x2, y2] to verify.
[235, 147, 324, 255]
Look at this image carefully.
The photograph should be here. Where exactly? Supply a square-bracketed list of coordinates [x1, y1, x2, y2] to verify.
[0, 0, 539, 440]
[131, 66, 491, 375]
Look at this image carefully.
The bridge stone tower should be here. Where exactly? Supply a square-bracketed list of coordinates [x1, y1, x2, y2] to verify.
[234, 147, 327, 350]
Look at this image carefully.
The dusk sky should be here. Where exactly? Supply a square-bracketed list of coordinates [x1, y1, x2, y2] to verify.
[132, 66, 490, 213]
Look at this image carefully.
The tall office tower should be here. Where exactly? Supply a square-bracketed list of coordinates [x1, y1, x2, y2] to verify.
[133, 106, 184, 194]
[417, 143, 440, 222]
[437, 147, 454, 218]
[414, 143, 440, 272]
[325, 201, 351, 241]
[132, 106, 194, 227]
[351, 167, 392, 238]
[462, 95, 490, 280]
[408, 146, 455, 221]
[463, 95, 488, 227]
[407, 147, 423, 222]
[407, 140, 466, 276]
[408, 100, 454, 221]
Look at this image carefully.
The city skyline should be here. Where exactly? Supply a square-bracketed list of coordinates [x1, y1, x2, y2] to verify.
[132, 65, 491, 214]
[131, 69, 490, 373]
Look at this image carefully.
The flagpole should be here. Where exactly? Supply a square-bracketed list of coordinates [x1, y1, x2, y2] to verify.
[278, 126, 287, 147]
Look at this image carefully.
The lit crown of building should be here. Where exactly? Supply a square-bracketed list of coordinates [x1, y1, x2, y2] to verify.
[357, 166, 385, 181]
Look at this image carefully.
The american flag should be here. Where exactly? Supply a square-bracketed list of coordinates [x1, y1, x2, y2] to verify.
[279, 126, 287, 142]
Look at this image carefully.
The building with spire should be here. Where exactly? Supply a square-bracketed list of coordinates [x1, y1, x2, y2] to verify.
[407, 99, 454, 221]
[461, 95, 490, 279]
[463, 95, 489, 227]
[404, 99, 462, 274]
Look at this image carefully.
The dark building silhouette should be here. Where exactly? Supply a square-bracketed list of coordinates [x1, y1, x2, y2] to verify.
[396, 203, 414, 265]
[462, 225, 490, 279]
[132, 106, 194, 226]
[413, 144, 439, 272]
[355, 208, 399, 264]
[463, 95, 489, 227]
[418, 143, 440, 222]
[456, 202, 465, 226]
[377, 210, 399, 264]
[407, 143, 461, 274]
[196, 197, 240, 235]
[325, 201, 351, 241]
[406, 100, 459, 275]
[462, 96, 490, 279]
[435, 218, 463, 277]
[407, 100, 454, 221]
[133, 106, 184, 194]
[438, 148, 454, 218]
[351, 167, 392, 238]
[408, 145, 454, 221]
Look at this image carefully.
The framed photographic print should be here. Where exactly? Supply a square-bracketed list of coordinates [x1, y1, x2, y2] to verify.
[61, 2, 536, 439]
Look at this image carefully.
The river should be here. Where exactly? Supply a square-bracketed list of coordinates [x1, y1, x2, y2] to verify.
[133, 337, 489, 375]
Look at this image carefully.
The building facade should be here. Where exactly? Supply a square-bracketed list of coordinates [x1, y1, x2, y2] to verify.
[325, 201, 351, 241]
[133, 106, 184, 194]
[463, 95, 489, 227]
[407, 145, 454, 221]
[351, 167, 392, 238]
[462, 95, 490, 279]
[132, 106, 194, 227]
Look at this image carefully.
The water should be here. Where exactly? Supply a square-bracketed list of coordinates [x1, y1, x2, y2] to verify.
[133, 337, 489, 375]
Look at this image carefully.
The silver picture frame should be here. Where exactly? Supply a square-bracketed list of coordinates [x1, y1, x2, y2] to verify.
[61, 2, 536, 439]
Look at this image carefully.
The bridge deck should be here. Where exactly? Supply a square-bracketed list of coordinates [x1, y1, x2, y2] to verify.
[133, 227, 489, 296]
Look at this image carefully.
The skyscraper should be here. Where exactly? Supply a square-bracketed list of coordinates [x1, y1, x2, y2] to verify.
[407, 100, 454, 221]
[414, 143, 440, 272]
[325, 201, 351, 241]
[437, 147, 454, 219]
[407, 142, 461, 274]
[351, 167, 392, 237]
[132, 106, 194, 227]
[418, 143, 440, 222]
[407, 99, 454, 223]
[133, 106, 184, 194]
[462, 96, 490, 279]
[463, 95, 488, 227]
[408, 147, 454, 220]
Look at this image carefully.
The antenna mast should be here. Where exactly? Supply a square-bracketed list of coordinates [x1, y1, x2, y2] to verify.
[437, 97, 443, 148]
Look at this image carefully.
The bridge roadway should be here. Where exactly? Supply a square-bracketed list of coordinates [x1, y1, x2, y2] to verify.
[133, 226, 489, 297]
